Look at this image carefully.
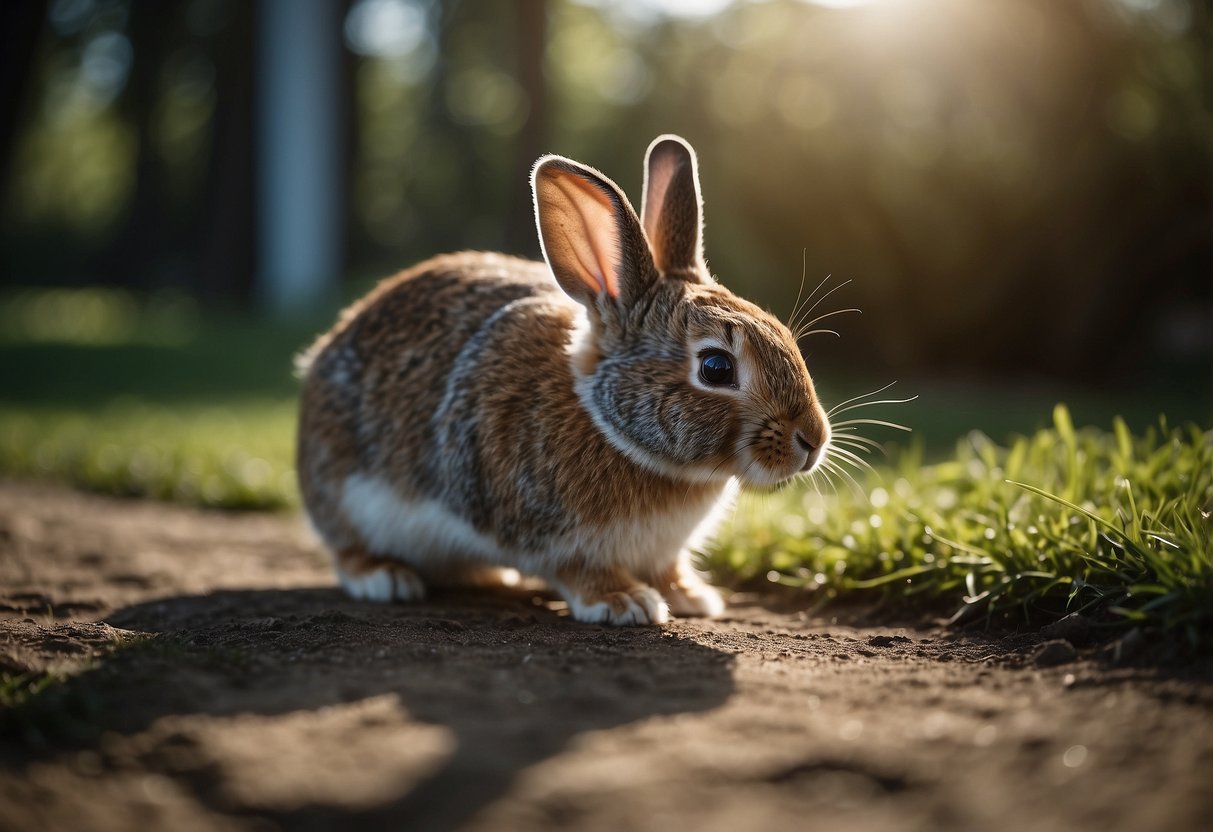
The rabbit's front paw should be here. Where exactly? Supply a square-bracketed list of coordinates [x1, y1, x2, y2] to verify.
[572, 585, 670, 626]
[557, 567, 670, 625]
[653, 559, 726, 618]
[665, 580, 725, 618]
[336, 548, 426, 602]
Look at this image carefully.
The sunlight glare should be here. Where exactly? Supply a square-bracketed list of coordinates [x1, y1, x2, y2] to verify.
[344, 0, 427, 58]
[581, 0, 734, 20]
[646, 0, 734, 17]
[804, 0, 894, 8]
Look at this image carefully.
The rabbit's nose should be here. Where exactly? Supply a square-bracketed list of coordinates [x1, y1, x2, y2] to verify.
[795, 430, 826, 472]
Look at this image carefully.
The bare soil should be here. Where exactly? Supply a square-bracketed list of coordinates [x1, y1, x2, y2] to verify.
[1, 481, 1211, 832]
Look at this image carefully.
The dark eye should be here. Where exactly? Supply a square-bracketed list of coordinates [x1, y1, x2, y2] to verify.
[699, 351, 735, 386]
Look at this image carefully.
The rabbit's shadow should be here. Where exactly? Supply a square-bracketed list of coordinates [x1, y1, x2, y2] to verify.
[9, 586, 736, 831]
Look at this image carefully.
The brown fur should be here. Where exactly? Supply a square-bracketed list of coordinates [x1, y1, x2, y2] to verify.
[296, 135, 831, 625]
[298, 254, 723, 545]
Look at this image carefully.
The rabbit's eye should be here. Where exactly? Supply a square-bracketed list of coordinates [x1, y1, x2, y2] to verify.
[699, 351, 735, 386]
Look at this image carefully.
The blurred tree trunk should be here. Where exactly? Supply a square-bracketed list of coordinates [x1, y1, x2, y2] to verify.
[193, 2, 257, 304]
[97, 0, 175, 290]
[425, 0, 478, 255]
[255, 0, 345, 317]
[505, 0, 547, 257]
[0, 0, 48, 204]
[338, 0, 359, 295]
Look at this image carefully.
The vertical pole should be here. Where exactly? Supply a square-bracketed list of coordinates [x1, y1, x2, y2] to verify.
[257, 0, 343, 318]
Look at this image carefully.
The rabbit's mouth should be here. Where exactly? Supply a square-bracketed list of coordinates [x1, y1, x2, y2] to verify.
[732, 411, 831, 489]
[734, 441, 823, 491]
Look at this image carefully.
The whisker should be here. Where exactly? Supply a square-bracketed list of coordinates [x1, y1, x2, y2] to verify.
[831, 417, 912, 433]
[785, 250, 810, 330]
[830, 434, 887, 455]
[830, 437, 877, 457]
[797, 328, 841, 340]
[788, 271, 834, 334]
[826, 381, 899, 417]
[792, 278, 851, 335]
[808, 472, 825, 501]
[815, 465, 840, 497]
[828, 395, 919, 418]
[823, 458, 866, 498]
[794, 307, 861, 340]
[830, 445, 878, 477]
[830, 438, 873, 454]
[823, 459, 866, 500]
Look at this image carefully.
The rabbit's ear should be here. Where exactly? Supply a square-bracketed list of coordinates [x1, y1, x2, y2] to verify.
[641, 135, 708, 280]
[533, 155, 657, 308]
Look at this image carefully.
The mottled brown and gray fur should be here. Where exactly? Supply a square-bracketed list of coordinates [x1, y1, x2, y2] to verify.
[296, 135, 830, 625]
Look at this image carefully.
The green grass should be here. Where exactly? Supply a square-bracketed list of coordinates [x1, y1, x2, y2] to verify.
[711, 406, 1213, 639]
[0, 671, 64, 710]
[0, 287, 310, 509]
[0, 400, 298, 510]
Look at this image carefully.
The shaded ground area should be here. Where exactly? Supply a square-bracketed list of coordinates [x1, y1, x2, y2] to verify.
[1, 481, 1211, 832]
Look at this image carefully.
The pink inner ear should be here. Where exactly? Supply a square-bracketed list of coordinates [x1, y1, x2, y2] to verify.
[642, 154, 676, 247]
[539, 172, 621, 299]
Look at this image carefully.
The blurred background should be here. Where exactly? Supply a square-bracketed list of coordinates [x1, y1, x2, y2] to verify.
[0, 0, 1209, 507]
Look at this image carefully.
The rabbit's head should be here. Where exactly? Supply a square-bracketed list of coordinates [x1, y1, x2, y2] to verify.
[533, 135, 829, 489]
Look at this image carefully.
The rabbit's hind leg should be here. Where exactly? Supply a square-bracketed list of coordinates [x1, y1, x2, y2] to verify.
[334, 547, 427, 602]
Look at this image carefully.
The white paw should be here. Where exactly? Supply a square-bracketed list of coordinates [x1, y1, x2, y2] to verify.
[569, 585, 670, 626]
[665, 581, 726, 618]
[338, 564, 426, 603]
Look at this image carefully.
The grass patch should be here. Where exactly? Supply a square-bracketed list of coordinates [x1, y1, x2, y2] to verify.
[711, 406, 1213, 639]
[0, 400, 298, 510]
[0, 288, 308, 509]
[0, 671, 65, 710]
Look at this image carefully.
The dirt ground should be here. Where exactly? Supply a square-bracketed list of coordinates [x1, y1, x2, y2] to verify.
[0, 482, 1211, 832]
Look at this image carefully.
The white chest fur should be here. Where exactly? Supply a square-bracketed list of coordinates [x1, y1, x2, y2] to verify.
[340, 473, 501, 564]
[339, 472, 737, 577]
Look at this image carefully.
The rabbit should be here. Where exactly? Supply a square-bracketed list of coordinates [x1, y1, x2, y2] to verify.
[295, 134, 831, 626]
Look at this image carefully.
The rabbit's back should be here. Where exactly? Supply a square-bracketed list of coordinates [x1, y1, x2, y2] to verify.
[296, 251, 561, 552]
[294, 134, 830, 625]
